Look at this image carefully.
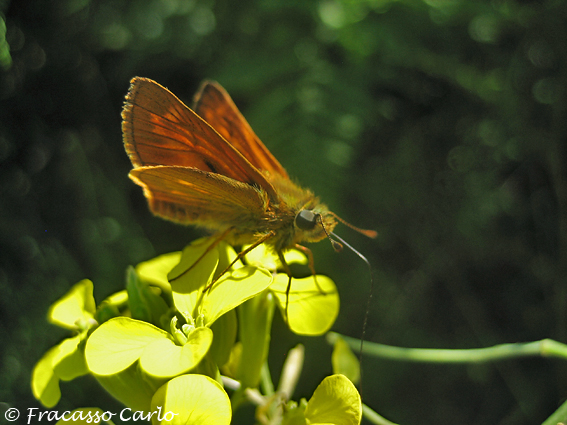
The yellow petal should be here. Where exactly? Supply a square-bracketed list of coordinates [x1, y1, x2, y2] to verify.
[305, 374, 361, 425]
[141, 327, 213, 378]
[271, 274, 339, 336]
[85, 317, 170, 375]
[48, 279, 95, 330]
[151, 374, 231, 425]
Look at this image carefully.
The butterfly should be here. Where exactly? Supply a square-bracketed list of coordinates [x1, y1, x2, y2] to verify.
[121, 77, 376, 292]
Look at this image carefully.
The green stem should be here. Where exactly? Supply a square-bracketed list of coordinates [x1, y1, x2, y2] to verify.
[362, 404, 399, 425]
[542, 397, 567, 425]
[229, 387, 247, 411]
[260, 361, 275, 396]
[328, 333, 567, 363]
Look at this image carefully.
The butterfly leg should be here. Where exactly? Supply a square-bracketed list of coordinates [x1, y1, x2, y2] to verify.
[169, 227, 234, 283]
[204, 231, 277, 291]
[293, 244, 327, 295]
[277, 250, 293, 325]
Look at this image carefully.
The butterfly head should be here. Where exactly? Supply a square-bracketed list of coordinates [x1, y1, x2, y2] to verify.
[294, 209, 338, 245]
[295, 209, 377, 252]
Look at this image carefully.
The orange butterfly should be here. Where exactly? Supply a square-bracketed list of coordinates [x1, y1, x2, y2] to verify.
[121, 77, 375, 285]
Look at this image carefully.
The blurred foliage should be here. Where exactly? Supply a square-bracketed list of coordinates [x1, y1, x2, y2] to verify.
[1, 0, 567, 424]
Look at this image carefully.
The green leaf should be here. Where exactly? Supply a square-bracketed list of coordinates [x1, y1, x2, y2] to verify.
[127, 266, 169, 326]
[304, 374, 362, 425]
[194, 352, 222, 384]
[85, 317, 170, 375]
[221, 342, 242, 378]
[237, 291, 275, 388]
[150, 374, 231, 425]
[209, 309, 237, 367]
[48, 279, 96, 330]
[331, 336, 360, 385]
[271, 274, 339, 335]
[141, 327, 213, 378]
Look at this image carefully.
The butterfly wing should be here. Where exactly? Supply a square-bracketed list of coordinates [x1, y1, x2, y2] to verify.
[193, 81, 289, 179]
[129, 166, 267, 230]
[122, 77, 279, 201]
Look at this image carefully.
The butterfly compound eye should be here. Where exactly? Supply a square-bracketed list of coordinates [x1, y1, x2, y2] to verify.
[295, 209, 318, 230]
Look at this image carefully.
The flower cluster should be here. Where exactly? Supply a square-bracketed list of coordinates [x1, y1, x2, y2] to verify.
[32, 237, 361, 425]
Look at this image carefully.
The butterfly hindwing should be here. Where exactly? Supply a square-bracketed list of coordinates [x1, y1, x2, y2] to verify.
[129, 165, 267, 230]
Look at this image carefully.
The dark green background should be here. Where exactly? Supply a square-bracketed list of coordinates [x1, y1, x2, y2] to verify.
[1, 0, 566, 424]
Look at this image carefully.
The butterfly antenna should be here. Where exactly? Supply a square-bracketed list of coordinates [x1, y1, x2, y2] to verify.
[316, 214, 343, 252]
[329, 212, 377, 239]
[317, 213, 375, 393]
[329, 231, 373, 396]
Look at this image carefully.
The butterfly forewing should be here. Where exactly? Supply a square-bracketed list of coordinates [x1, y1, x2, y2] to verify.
[193, 81, 289, 179]
[122, 78, 347, 253]
[122, 77, 279, 201]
